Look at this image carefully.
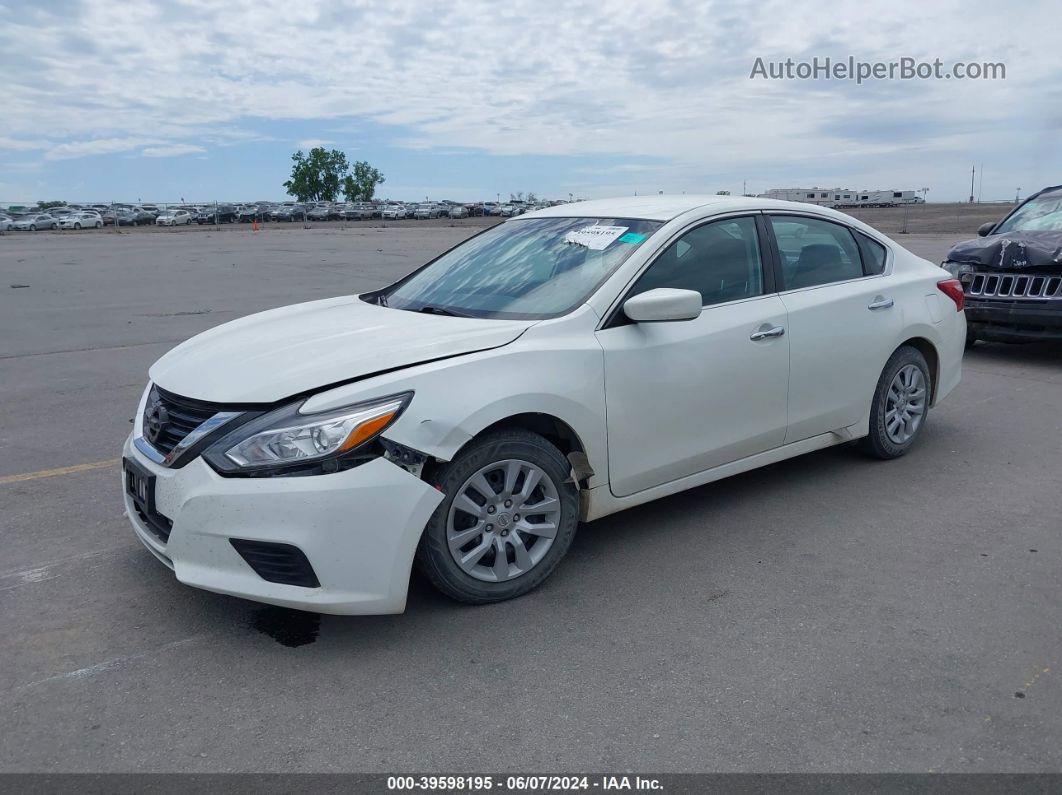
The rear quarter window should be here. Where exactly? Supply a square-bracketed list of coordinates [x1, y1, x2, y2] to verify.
[856, 232, 888, 275]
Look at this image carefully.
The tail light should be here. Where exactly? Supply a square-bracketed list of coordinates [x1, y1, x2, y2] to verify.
[937, 279, 965, 312]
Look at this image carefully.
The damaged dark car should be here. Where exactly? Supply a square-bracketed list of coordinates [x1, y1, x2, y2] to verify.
[943, 185, 1062, 346]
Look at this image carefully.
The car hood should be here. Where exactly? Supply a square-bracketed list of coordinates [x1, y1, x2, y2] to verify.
[947, 230, 1062, 272]
[149, 295, 534, 403]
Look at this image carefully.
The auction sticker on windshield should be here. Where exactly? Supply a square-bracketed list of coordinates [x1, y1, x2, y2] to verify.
[564, 225, 629, 250]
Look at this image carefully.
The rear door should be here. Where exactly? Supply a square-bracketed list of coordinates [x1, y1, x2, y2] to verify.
[766, 214, 902, 443]
[596, 215, 790, 497]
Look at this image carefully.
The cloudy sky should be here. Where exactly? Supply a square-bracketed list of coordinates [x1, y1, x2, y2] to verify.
[1, 0, 1059, 203]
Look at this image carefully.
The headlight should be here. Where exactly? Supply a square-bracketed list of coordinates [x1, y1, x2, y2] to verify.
[203, 392, 412, 476]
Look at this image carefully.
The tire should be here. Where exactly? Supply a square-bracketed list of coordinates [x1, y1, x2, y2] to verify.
[859, 345, 931, 460]
[30, 224, 36, 231]
[416, 429, 579, 605]
[95, 221, 102, 228]
[74, 223, 82, 230]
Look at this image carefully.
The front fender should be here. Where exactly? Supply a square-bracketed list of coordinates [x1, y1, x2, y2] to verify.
[300, 336, 609, 489]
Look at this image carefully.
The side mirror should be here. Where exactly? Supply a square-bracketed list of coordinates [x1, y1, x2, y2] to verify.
[623, 288, 702, 323]
[977, 222, 996, 237]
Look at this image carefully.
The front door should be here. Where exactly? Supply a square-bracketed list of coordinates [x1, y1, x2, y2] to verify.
[596, 215, 790, 497]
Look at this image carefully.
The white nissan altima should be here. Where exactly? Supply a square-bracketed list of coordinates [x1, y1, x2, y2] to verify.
[122, 195, 965, 614]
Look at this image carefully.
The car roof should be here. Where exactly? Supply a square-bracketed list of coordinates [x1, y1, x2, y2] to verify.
[521, 194, 831, 222]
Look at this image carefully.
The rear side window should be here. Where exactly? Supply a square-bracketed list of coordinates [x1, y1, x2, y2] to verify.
[769, 216, 863, 289]
[855, 232, 888, 275]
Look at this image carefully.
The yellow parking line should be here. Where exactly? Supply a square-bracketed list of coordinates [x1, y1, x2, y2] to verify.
[0, 460, 116, 485]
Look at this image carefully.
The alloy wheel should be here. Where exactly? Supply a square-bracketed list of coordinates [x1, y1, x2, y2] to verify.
[884, 364, 926, 444]
[446, 459, 562, 583]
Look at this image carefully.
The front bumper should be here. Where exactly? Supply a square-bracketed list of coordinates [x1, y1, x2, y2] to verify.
[122, 434, 443, 614]
[965, 298, 1062, 342]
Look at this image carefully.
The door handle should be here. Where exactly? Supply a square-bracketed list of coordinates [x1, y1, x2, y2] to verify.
[750, 325, 785, 341]
[868, 297, 894, 310]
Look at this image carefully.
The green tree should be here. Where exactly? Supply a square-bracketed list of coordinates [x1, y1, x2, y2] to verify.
[342, 161, 386, 202]
[36, 200, 67, 209]
[283, 148, 349, 202]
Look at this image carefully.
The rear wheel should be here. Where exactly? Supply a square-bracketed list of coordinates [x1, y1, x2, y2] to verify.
[859, 346, 931, 459]
[417, 430, 579, 604]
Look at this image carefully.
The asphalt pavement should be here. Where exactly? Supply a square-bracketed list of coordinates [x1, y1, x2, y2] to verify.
[1, 224, 1059, 772]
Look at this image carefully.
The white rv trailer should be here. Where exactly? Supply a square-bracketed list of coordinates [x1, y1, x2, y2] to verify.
[760, 187, 922, 208]
[760, 187, 836, 206]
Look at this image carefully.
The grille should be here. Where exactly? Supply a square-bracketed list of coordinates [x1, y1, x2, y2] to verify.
[230, 539, 321, 588]
[145, 386, 224, 456]
[132, 501, 173, 543]
[961, 271, 1062, 301]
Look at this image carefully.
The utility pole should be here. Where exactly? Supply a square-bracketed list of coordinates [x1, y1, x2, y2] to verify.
[1015, 187, 1021, 204]
[743, 180, 747, 196]
[969, 166, 975, 203]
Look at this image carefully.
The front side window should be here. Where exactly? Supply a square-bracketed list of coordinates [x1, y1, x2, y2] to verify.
[379, 217, 662, 320]
[994, 193, 1062, 233]
[770, 216, 864, 289]
[628, 216, 764, 306]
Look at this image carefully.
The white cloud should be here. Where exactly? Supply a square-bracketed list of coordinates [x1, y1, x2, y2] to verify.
[0, 136, 47, 152]
[296, 138, 333, 150]
[141, 144, 207, 157]
[3, 0, 1061, 198]
[45, 138, 155, 160]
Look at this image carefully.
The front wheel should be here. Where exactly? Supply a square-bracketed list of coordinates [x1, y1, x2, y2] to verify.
[859, 346, 931, 460]
[74, 223, 82, 229]
[417, 429, 579, 605]
[30, 224, 37, 231]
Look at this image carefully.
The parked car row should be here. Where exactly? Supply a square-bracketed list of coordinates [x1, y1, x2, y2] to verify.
[1, 198, 574, 233]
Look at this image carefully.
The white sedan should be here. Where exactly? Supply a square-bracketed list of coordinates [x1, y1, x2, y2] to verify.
[156, 210, 194, 226]
[58, 212, 104, 230]
[122, 195, 965, 614]
[13, 213, 58, 231]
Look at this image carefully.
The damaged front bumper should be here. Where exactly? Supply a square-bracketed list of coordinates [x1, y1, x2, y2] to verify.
[122, 434, 443, 614]
[965, 298, 1062, 342]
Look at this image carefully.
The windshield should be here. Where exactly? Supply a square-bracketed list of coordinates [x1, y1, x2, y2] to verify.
[378, 216, 663, 320]
[995, 193, 1062, 233]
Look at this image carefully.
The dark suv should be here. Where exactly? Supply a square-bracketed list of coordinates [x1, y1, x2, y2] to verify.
[197, 205, 237, 224]
[943, 185, 1062, 345]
